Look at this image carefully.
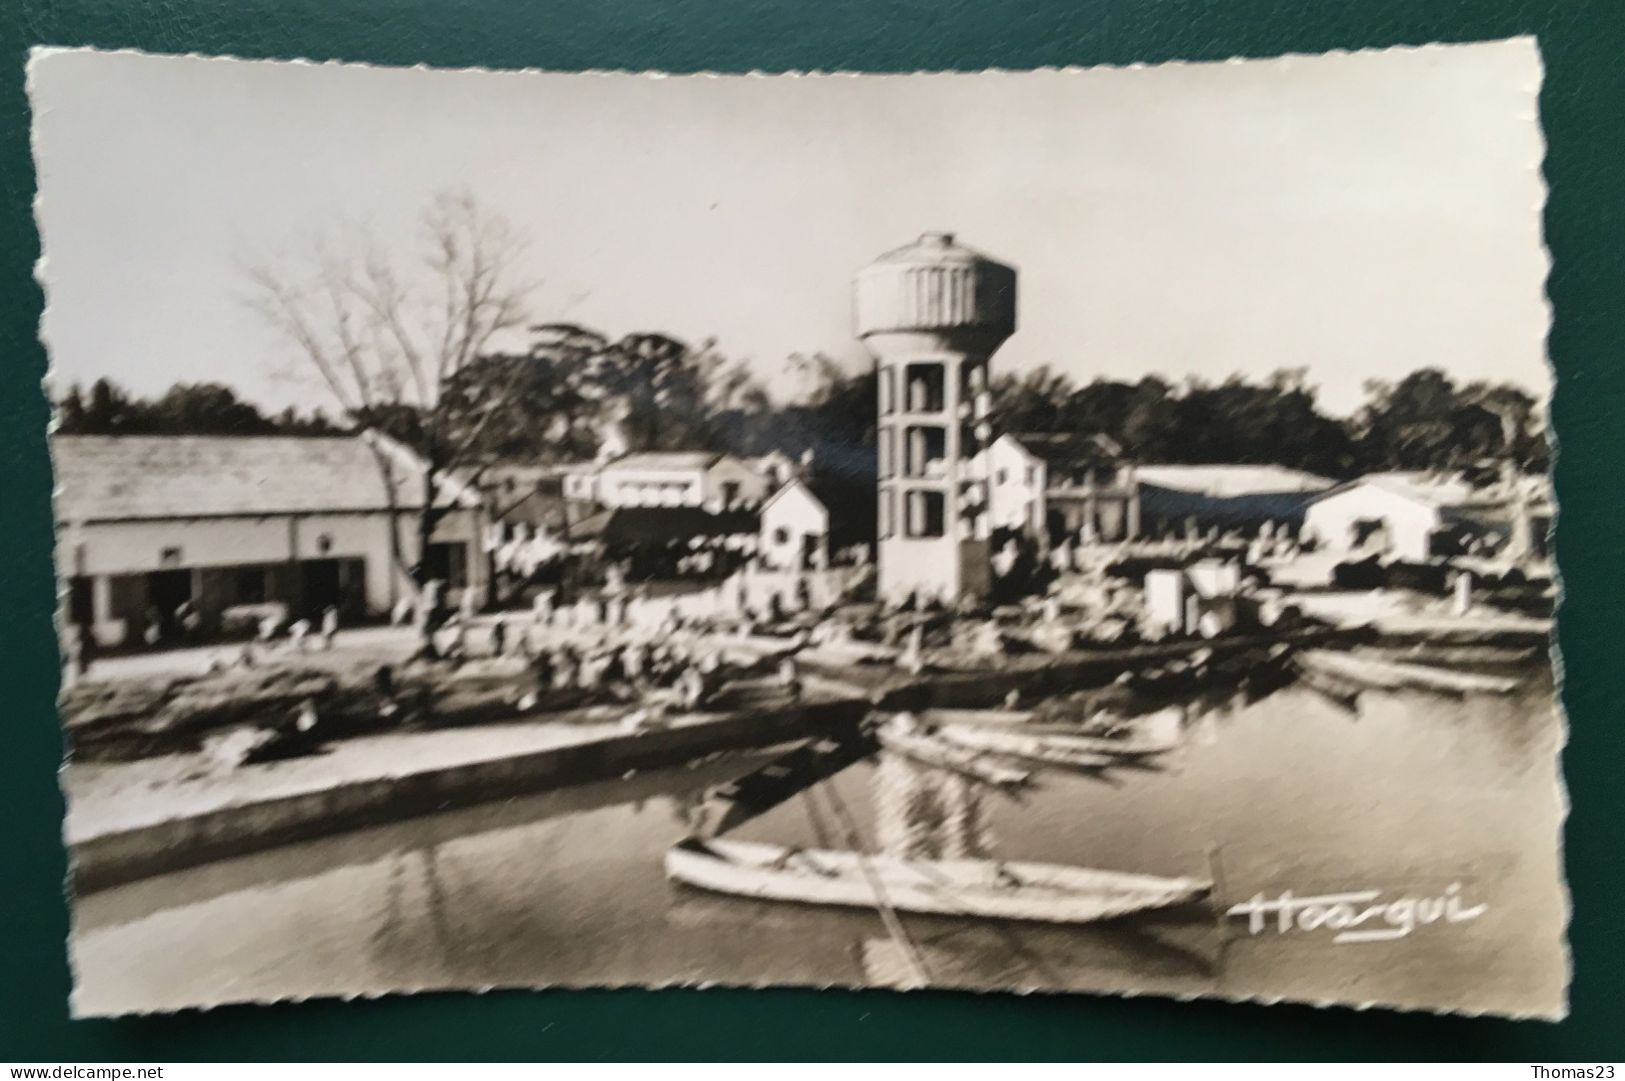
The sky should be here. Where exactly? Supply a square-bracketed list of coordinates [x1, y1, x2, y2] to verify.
[29, 39, 1550, 418]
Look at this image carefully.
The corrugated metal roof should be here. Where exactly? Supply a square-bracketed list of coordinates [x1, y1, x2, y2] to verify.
[1354, 472, 1478, 507]
[1137, 464, 1335, 497]
[52, 434, 474, 523]
[599, 451, 722, 473]
[1322, 471, 1553, 510]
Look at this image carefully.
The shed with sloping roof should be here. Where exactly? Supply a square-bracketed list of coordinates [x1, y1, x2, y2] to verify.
[1136, 464, 1335, 537]
[52, 433, 486, 647]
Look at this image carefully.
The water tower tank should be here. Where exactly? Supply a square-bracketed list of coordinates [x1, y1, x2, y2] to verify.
[854, 232, 1016, 349]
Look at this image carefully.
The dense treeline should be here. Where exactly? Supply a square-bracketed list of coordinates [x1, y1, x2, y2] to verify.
[989, 365, 1549, 479]
[55, 337, 1547, 483]
[55, 379, 342, 437]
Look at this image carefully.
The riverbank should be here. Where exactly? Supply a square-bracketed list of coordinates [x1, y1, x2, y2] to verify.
[66, 690, 866, 892]
[70, 671, 1568, 1019]
[63, 622, 1348, 892]
[66, 600, 1537, 897]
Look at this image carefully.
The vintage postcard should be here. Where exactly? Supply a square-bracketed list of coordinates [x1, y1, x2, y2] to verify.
[30, 39, 1566, 1018]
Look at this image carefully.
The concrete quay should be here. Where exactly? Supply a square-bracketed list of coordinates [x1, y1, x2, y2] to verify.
[68, 694, 866, 894]
[65, 624, 1350, 894]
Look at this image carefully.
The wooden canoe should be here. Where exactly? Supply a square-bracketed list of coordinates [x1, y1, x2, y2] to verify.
[1359, 643, 1539, 668]
[876, 721, 1032, 787]
[915, 708, 1036, 728]
[1297, 649, 1518, 695]
[665, 837, 1212, 924]
[1050, 704, 1186, 743]
[935, 724, 1158, 767]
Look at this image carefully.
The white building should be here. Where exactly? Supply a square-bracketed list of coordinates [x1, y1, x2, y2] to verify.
[53, 433, 486, 647]
[1303, 471, 1552, 563]
[988, 434, 1046, 536]
[988, 432, 1140, 544]
[759, 478, 830, 571]
[560, 463, 601, 504]
[587, 451, 771, 509]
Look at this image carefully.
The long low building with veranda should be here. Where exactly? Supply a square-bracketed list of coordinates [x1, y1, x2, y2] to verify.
[52, 433, 487, 649]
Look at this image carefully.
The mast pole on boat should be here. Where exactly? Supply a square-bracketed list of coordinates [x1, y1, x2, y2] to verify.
[811, 783, 932, 988]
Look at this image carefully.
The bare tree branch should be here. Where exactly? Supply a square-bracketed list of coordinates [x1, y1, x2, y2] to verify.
[239, 189, 535, 645]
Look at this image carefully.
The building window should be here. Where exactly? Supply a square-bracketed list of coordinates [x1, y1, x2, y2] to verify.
[996, 468, 1008, 485]
[68, 576, 94, 626]
[904, 362, 946, 413]
[904, 425, 947, 478]
[879, 367, 895, 415]
[722, 481, 740, 506]
[878, 428, 894, 479]
[904, 489, 946, 538]
[879, 490, 894, 539]
[772, 527, 790, 545]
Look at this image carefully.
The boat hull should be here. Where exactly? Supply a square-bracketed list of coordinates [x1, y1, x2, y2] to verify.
[666, 838, 1212, 925]
[876, 725, 1031, 787]
[1298, 649, 1518, 695]
[937, 725, 1172, 764]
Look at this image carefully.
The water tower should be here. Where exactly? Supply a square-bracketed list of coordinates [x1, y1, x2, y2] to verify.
[854, 233, 1017, 605]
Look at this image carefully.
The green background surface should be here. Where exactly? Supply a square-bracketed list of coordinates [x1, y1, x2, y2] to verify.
[2, 0, 1621, 1062]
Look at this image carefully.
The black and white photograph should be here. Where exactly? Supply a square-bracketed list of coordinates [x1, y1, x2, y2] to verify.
[30, 38, 1566, 1019]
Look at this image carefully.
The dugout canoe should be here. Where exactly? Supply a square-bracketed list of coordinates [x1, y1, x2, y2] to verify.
[875, 718, 1032, 787]
[1297, 649, 1518, 696]
[935, 724, 1172, 765]
[665, 837, 1212, 924]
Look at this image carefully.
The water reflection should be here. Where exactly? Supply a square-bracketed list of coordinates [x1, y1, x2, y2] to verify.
[72, 670, 1565, 1017]
[872, 752, 995, 861]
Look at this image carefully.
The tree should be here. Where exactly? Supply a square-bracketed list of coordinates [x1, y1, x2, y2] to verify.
[751, 353, 876, 483]
[989, 368, 1356, 475]
[57, 384, 86, 432]
[1459, 381, 1549, 475]
[1350, 368, 1546, 475]
[243, 189, 533, 648]
[989, 366, 1077, 434]
[441, 324, 779, 465]
[1170, 377, 1357, 477]
[442, 323, 606, 464]
[704, 358, 777, 455]
[53, 377, 340, 436]
[144, 383, 279, 435]
[84, 378, 133, 433]
[588, 332, 731, 452]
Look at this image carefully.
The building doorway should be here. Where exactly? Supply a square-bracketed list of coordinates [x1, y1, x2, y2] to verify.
[423, 543, 469, 589]
[300, 559, 343, 617]
[800, 532, 822, 570]
[146, 568, 193, 639]
[67, 576, 94, 628]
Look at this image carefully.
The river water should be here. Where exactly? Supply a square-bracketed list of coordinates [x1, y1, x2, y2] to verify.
[71, 671, 1567, 1017]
